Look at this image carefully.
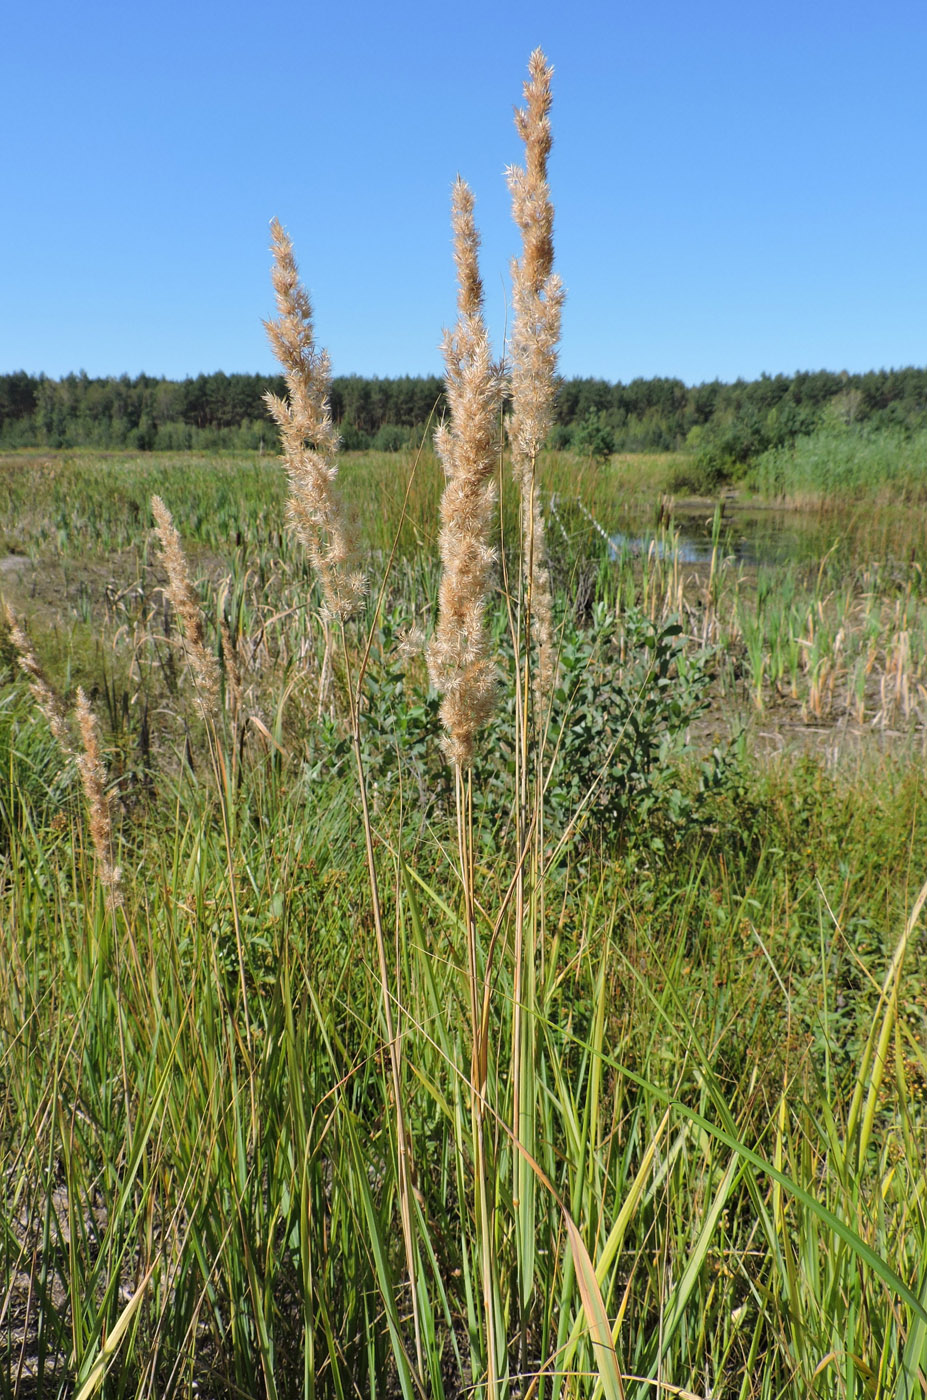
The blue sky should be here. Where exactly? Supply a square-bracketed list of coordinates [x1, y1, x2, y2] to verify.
[2, 0, 925, 385]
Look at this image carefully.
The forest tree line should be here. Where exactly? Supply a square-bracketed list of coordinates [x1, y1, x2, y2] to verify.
[1, 366, 926, 468]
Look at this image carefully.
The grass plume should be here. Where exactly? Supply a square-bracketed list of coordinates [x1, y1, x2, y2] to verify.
[151, 493, 221, 722]
[75, 685, 123, 909]
[507, 47, 563, 704]
[6, 606, 122, 909]
[263, 214, 429, 1381]
[427, 177, 503, 769]
[4, 602, 72, 752]
[264, 218, 364, 621]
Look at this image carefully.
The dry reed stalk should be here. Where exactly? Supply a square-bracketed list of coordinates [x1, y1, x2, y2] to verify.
[504, 54, 565, 1372]
[224, 632, 243, 703]
[507, 47, 564, 704]
[5, 605, 73, 753]
[427, 176, 507, 1396]
[264, 219, 364, 622]
[217, 582, 244, 728]
[75, 690, 149, 1125]
[4, 602, 73, 756]
[6, 607, 123, 908]
[264, 221, 425, 1373]
[75, 686, 123, 910]
[151, 495, 221, 723]
[427, 178, 503, 768]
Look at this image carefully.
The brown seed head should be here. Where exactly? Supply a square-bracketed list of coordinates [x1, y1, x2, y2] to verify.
[507, 48, 563, 476]
[75, 686, 123, 910]
[151, 495, 221, 722]
[507, 49, 562, 703]
[427, 178, 503, 769]
[4, 603, 72, 753]
[264, 219, 364, 619]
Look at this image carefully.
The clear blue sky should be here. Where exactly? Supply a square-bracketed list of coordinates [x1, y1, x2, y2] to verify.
[2, 0, 925, 385]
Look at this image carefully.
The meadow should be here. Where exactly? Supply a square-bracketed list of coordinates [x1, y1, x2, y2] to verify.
[3, 45, 927, 1400]
[1, 432, 927, 1400]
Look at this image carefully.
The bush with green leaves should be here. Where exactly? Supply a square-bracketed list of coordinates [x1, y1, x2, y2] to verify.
[371, 422, 412, 452]
[546, 422, 574, 450]
[341, 601, 718, 857]
[545, 603, 715, 848]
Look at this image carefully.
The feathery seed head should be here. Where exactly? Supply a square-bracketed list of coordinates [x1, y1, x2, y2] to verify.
[451, 177, 484, 324]
[428, 179, 503, 769]
[507, 49, 562, 705]
[5, 604, 72, 752]
[151, 494, 221, 722]
[75, 685, 123, 910]
[265, 219, 364, 619]
[507, 49, 562, 474]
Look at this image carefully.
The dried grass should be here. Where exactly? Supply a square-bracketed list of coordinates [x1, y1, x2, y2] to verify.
[4, 603, 72, 753]
[264, 219, 365, 621]
[427, 178, 503, 769]
[151, 494, 221, 722]
[74, 686, 123, 910]
[507, 48, 564, 704]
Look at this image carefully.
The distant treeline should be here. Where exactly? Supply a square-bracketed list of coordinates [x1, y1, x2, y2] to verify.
[0, 371, 447, 453]
[1, 366, 926, 463]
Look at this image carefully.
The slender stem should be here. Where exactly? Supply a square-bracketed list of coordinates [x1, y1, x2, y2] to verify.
[339, 624, 423, 1380]
[457, 764, 500, 1400]
[208, 725, 257, 1134]
[511, 452, 541, 1381]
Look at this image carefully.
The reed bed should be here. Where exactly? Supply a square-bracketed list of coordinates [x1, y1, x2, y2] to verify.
[2, 51, 927, 1400]
[581, 510, 927, 735]
[749, 424, 927, 505]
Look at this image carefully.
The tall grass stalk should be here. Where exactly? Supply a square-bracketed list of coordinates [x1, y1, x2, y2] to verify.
[428, 174, 506, 1395]
[150, 493, 260, 1090]
[264, 215, 427, 1384]
[505, 48, 563, 1377]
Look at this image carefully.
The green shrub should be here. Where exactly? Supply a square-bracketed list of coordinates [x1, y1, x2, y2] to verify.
[573, 407, 615, 462]
[544, 603, 714, 848]
[546, 422, 573, 450]
[372, 422, 411, 452]
[338, 420, 371, 451]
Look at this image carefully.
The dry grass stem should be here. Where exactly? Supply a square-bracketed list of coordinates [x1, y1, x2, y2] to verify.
[151, 495, 221, 723]
[220, 620, 247, 741]
[427, 178, 503, 769]
[264, 219, 365, 621]
[507, 48, 564, 702]
[5, 604, 72, 753]
[75, 686, 123, 910]
[263, 224, 423, 1370]
[428, 179, 507, 1381]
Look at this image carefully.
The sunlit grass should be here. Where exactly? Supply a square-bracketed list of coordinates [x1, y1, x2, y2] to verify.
[2, 444, 927, 1397]
[748, 424, 927, 505]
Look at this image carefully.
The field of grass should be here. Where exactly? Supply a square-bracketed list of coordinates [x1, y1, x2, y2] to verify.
[1, 438, 927, 1399]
